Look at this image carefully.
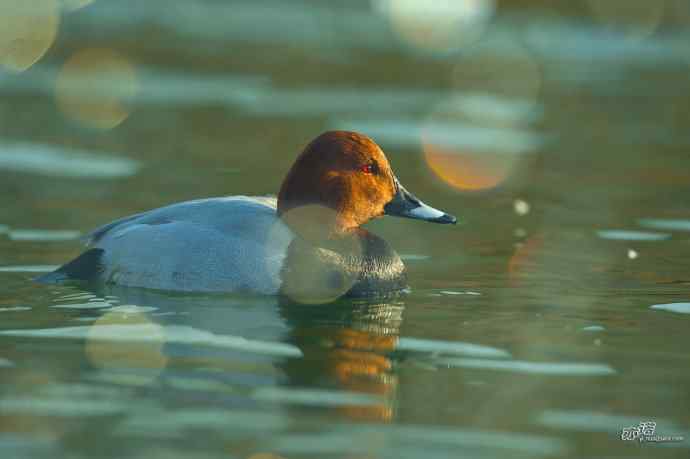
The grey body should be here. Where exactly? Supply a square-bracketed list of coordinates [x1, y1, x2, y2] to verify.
[39, 196, 409, 297]
[82, 196, 293, 293]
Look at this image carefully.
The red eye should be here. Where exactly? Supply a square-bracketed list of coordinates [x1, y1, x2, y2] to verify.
[360, 164, 374, 174]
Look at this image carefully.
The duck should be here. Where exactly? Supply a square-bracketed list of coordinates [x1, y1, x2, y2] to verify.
[38, 131, 456, 302]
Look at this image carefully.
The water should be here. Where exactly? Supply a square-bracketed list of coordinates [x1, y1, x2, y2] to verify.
[1, 1, 690, 458]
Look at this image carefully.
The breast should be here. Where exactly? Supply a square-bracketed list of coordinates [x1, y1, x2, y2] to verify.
[279, 228, 408, 302]
[345, 229, 408, 297]
[92, 196, 294, 293]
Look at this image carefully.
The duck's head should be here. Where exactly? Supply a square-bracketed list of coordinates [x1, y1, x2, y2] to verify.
[277, 131, 456, 237]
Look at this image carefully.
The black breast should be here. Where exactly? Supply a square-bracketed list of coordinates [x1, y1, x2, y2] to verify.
[280, 229, 407, 302]
[344, 229, 407, 298]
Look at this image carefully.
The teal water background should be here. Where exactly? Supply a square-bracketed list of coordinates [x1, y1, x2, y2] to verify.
[1, 1, 690, 458]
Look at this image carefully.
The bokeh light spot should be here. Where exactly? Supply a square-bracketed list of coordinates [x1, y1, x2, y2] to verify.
[276, 204, 364, 304]
[0, 0, 59, 72]
[424, 144, 516, 191]
[421, 97, 541, 192]
[85, 309, 167, 384]
[55, 48, 138, 129]
[425, 40, 543, 192]
[373, 0, 494, 55]
[451, 39, 542, 111]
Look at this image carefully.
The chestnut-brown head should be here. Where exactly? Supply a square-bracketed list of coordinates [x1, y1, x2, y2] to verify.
[277, 131, 456, 237]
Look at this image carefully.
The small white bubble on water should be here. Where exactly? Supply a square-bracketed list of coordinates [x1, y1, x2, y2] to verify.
[514, 199, 530, 215]
[627, 248, 638, 259]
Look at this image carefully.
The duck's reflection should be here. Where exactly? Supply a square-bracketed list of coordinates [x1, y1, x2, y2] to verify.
[278, 298, 403, 422]
[72, 285, 404, 423]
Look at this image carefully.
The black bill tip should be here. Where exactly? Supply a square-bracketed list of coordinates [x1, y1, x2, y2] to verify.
[434, 213, 457, 224]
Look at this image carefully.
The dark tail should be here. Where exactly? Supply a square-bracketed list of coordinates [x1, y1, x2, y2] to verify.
[35, 248, 105, 284]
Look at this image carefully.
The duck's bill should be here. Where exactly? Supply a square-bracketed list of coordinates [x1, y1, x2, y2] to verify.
[384, 178, 457, 224]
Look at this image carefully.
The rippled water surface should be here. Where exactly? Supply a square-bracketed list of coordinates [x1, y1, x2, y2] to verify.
[1, 1, 690, 458]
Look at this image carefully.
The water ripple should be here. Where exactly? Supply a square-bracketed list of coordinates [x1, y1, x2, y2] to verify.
[436, 358, 615, 376]
[398, 337, 510, 358]
[8, 229, 81, 241]
[253, 387, 383, 407]
[0, 265, 59, 272]
[332, 118, 546, 155]
[537, 409, 689, 445]
[0, 397, 126, 417]
[114, 408, 288, 438]
[0, 324, 302, 357]
[0, 142, 140, 179]
[596, 229, 670, 241]
[271, 423, 566, 457]
[0, 307, 31, 312]
[638, 218, 690, 232]
[651, 303, 690, 314]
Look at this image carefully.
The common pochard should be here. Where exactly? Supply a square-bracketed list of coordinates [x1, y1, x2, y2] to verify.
[39, 131, 456, 301]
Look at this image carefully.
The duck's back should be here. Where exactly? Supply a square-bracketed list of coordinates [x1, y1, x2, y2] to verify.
[41, 196, 294, 293]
